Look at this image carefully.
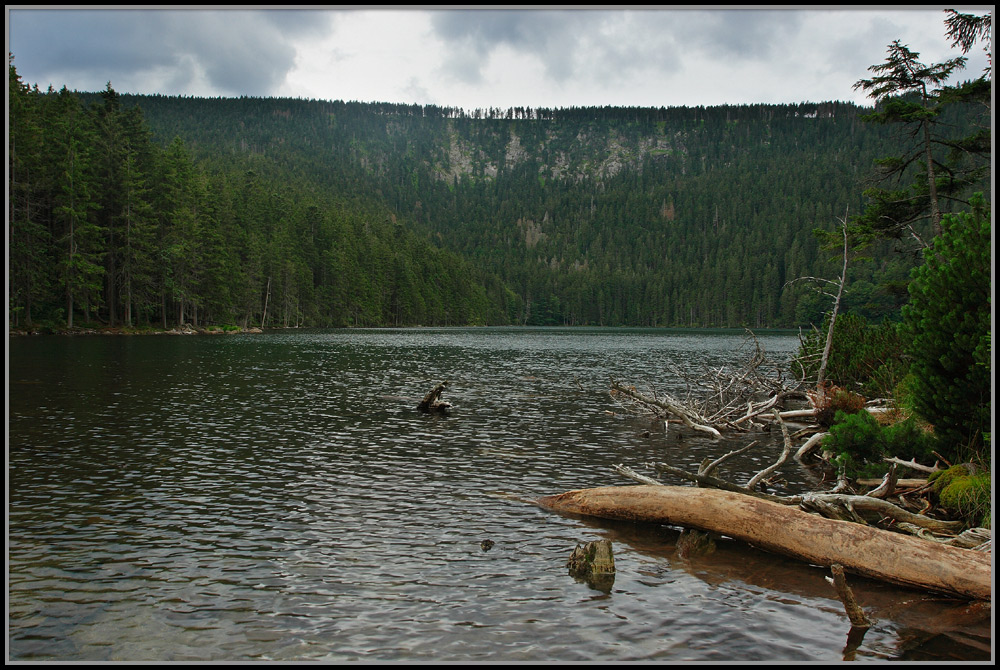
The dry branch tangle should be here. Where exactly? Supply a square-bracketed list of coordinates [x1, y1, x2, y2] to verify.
[608, 334, 808, 435]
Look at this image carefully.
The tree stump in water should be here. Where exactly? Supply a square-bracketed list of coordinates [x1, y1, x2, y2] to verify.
[567, 539, 616, 591]
[417, 381, 452, 412]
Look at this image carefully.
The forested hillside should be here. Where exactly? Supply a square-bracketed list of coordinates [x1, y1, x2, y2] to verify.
[9, 60, 987, 330]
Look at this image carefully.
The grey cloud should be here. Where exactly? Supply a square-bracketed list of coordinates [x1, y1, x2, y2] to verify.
[8, 9, 336, 96]
[431, 10, 602, 84]
[428, 9, 797, 91]
[686, 10, 804, 60]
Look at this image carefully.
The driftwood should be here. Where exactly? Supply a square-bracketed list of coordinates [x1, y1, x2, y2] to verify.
[857, 477, 929, 489]
[599, 329, 990, 600]
[745, 410, 793, 491]
[883, 457, 940, 474]
[829, 564, 873, 629]
[640, 462, 798, 505]
[801, 492, 965, 533]
[608, 331, 808, 436]
[538, 485, 992, 600]
[617, 412, 800, 502]
[417, 381, 452, 412]
[795, 431, 829, 460]
[610, 380, 722, 437]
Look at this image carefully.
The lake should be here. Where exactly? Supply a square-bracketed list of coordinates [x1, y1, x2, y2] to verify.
[7, 328, 991, 661]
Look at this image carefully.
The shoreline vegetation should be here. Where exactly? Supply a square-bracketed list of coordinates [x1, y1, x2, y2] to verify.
[9, 323, 264, 336]
[9, 324, 802, 336]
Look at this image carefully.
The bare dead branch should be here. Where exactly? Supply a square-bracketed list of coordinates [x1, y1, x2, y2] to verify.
[612, 463, 663, 486]
[699, 440, 759, 477]
[745, 411, 793, 491]
[801, 493, 965, 533]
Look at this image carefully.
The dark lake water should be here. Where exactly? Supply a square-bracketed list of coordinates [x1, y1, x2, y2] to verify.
[8, 328, 991, 661]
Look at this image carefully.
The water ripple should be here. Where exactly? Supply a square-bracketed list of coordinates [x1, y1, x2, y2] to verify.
[8, 329, 991, 661]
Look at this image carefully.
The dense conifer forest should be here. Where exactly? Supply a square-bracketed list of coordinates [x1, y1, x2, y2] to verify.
[7, 59, 988, 331]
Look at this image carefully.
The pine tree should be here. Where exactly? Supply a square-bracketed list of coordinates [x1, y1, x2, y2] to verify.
[52, 87, 103, 328]
[8, 58, 52, 327]
[852, 40, 979, 243]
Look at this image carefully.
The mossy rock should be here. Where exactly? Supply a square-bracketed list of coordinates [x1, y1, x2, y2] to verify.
[930, 464, 991, 528]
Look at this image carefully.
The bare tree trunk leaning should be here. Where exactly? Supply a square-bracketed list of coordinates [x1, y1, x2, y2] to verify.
[816, 208, 850, 392]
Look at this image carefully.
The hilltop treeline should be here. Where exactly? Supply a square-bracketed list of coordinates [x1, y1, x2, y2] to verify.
[9, 61, 984, 330]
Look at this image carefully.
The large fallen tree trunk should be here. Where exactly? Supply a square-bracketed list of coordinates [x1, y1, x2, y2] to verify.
[538, 485, 991, 601]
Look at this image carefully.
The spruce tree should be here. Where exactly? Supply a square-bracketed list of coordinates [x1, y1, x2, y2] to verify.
[901, 195, 991, 459]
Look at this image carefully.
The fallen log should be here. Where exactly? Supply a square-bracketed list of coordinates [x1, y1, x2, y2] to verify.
[537, 485, 991, 600]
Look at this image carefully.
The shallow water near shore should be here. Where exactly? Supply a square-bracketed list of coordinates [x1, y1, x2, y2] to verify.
[8, 327, 991, 661]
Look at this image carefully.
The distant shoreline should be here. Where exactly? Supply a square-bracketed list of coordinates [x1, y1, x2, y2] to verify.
[10, 324, 802, 336]
[9, 324, 264, 337]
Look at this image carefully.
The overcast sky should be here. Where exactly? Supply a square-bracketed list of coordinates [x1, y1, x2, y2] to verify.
[6, 7, 992, 110]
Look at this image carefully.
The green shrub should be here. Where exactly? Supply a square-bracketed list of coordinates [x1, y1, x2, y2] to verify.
[902, 196, 991, 461]
[882, 416, 936, 462]
[793, 312, 908, 398]
[825, 410, 937, 478]
[826, 410, 887, 478]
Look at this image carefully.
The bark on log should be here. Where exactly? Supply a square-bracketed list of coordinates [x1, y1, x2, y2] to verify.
[537, 485, 991, 600]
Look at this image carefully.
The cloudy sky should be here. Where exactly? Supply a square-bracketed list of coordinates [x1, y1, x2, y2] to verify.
[6, 7, 992, 110]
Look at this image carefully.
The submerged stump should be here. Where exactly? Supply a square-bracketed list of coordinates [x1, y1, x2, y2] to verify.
[418, 381, 452, 412]
[567, 539, 616, 591]
[676, 528, 717, 558]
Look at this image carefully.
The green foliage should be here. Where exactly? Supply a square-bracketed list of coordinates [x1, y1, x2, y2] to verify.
[85, 93, 923, 328]
[826, 409, 937, 478]
[902, 196, 991, 460]
[853, 42, 968, 226]
[826, 410, 888, 478]
[6, 63, 507, 330]
[795, 312, 908, 397]
[851, 37, 990, 245]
